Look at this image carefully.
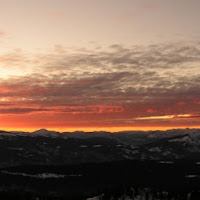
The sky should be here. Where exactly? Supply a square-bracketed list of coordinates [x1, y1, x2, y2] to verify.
[0, 0, 200, 132]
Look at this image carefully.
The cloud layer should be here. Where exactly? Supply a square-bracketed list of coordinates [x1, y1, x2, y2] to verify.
[0, 42, 200, 130]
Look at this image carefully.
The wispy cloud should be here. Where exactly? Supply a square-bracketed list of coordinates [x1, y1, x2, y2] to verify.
[48, 12, 65, 19]
[0, 30, 6, 37]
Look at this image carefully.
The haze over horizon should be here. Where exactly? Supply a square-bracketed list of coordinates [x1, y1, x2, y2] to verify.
[0, 0, 200, 132]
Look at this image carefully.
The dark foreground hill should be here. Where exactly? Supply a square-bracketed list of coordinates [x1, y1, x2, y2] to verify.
[1, 129, 200, 199]
[0, 160, 200, 199]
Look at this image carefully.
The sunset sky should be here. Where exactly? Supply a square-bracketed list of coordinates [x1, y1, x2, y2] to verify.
[0, 0, 200, 132]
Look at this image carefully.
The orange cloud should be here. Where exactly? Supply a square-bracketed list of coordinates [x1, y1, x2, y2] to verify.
[146, 109, 156, 113]
[177, 101, 186, 106]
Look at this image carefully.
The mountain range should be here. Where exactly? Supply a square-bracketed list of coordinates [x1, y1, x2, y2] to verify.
[1, 128, 200, 167]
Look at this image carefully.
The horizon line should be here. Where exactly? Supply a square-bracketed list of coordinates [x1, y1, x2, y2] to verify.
[1, 126, 200, 133]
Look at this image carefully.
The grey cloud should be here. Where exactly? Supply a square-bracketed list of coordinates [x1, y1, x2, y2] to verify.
[2, 41, 200, 78]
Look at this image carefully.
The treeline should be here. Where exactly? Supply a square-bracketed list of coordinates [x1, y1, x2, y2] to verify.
[1, 185, 200, 200]
[0, 191, 84, 200]
[96, 185, 200, 200]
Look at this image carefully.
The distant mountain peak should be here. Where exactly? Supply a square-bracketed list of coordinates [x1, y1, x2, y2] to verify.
[32, 129, 59, 137]
[33, 128, 51, 133]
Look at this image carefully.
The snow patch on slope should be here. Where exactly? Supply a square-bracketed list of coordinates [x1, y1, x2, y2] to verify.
[1, 171, 82, 179]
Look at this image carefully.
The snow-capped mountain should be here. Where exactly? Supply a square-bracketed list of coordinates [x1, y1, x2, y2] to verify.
[135, 130, 200, 160]
[31, 129, 61, 138]
[147, 128, 200, 139]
